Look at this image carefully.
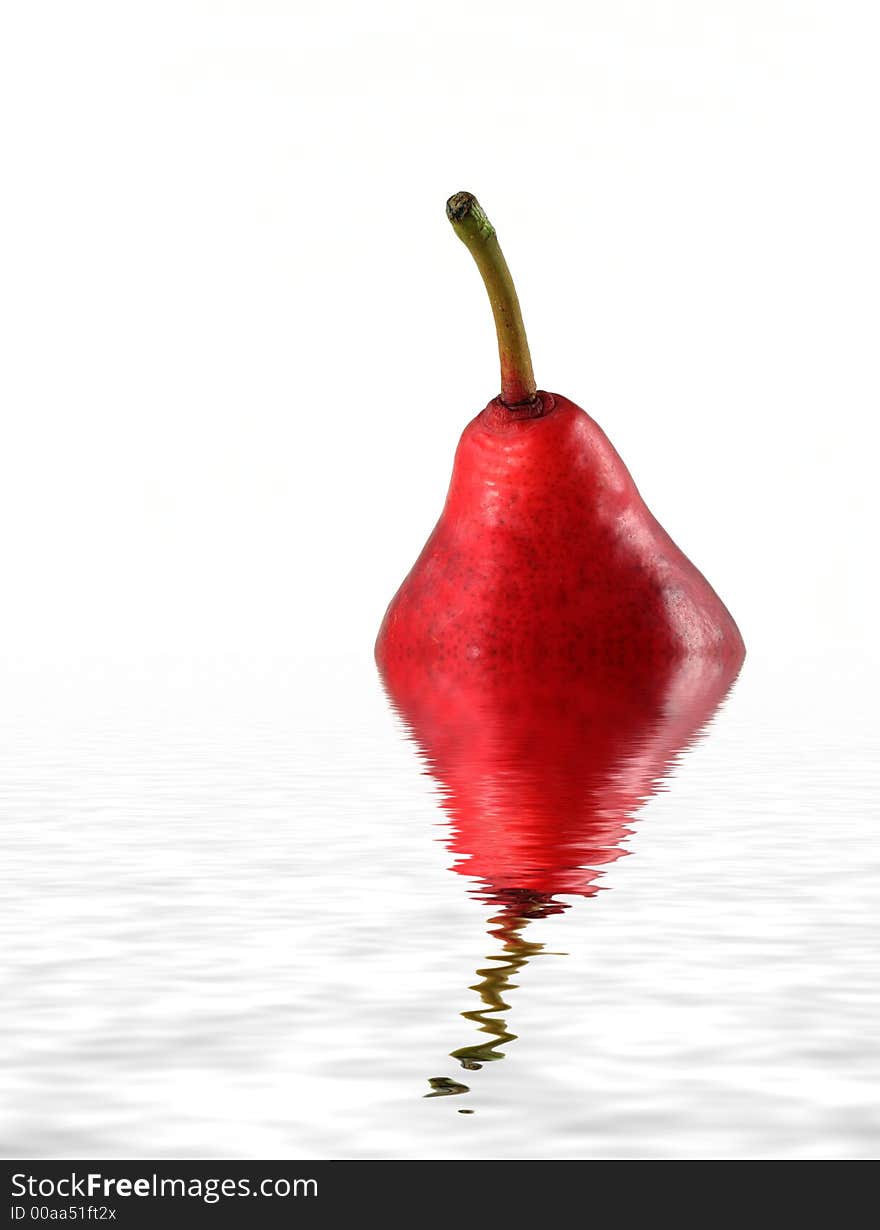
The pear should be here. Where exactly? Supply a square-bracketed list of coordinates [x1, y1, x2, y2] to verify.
[376, 192, 744, 698]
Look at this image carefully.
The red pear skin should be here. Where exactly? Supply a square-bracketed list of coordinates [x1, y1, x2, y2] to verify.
[376, 390, 745, 701]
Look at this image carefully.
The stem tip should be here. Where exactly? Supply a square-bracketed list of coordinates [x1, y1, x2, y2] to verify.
[445, 190, 536, 407]
[446, 191, 477, 221]
[446, 192, 495, 241]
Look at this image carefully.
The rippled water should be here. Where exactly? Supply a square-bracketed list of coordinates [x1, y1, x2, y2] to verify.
[2, 651, 879, 1158]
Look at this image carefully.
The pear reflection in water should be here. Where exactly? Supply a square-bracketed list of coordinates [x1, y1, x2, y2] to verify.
[381, 651, 743, 1104]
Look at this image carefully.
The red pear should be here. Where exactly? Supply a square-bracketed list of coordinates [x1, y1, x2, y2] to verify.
[376, 192, 744, 696]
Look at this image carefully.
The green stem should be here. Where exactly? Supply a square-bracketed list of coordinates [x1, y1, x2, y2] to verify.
[446, 191, 537, 407]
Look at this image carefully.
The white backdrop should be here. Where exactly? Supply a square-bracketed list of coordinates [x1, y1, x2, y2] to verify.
[2, 0, 878, 671]
[3, 3, 880, 1165]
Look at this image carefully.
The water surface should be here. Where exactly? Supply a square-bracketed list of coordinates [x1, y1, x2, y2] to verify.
[2, 652, 878, 1158]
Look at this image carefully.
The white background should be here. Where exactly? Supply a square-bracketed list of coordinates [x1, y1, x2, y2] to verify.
[1, 0, 878, 669]
[3, 3, 880, 1163]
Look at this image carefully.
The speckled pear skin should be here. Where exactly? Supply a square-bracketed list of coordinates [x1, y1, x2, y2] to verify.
[375, 391, 745, 699]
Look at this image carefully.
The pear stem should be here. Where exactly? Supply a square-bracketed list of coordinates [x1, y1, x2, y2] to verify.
[446, 192, 537, 407]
